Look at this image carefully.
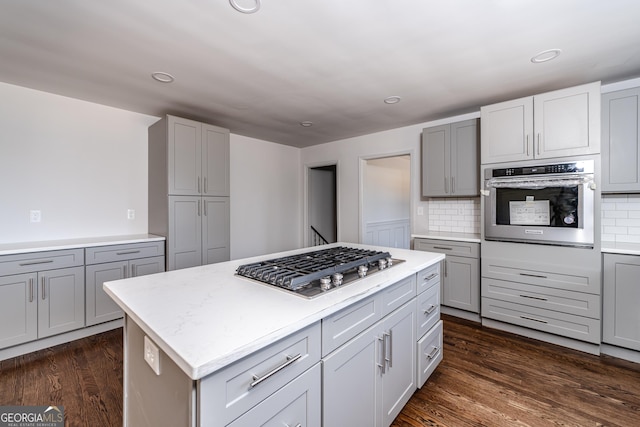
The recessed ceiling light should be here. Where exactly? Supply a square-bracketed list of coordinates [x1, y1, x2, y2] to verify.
[300, 121, 313, 127]
[384, 96, 402, 104]
[229, 0, 261, 14]
[151, 72, 175, 83]
[531, 49, 562, 63]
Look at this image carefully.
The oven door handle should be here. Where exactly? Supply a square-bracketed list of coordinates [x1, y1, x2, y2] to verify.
[486, 174, 593, 189]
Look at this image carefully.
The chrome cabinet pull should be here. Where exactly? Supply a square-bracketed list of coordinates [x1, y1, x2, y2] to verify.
[537, 133, 541, 155]
[519, 272, 547, 279]
[520, 315, 548, 324]
[432, 246, 452, 251]
[426, 346, 440, 360]
[29, 278, 34, 302]
[377, 336, 386, 374]
[116, 250, 140, 256]
[444, 176, 448, 193]
[386, 331, 393, 368]
[425, 273, 438, 281]
[520, 294, 548, 301]
[424, 304, 437, 315]
[19, 259, 54, 267]
[443, 260, 447, 277]
[41, 276, 46, 300]
[204, 177, 208, 194]
[204, 200, 208, 216]
[526, 134, 530, 156]
[249, 353, 302, 388]
[451, 176, 455, 194]
[198, 199, 201, 216]
[198, 176, 201, 193]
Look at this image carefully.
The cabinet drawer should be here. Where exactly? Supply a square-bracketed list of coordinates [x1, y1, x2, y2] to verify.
[415, 239, 479, 258]
[482, 256, 600, 295]
[322, 294, 381, 356]
[417, 263, 440, 294]
[482, 278, 600, 319]
[417, 320, 443, 388]
[0, 249, 84, 276]
[417, 283, 440, 338]
[380, 274, 416, 317]
[226, 363, 321, 427]
[85, 241, 164, 265]
[199, 322, 321, 427]
[482, 297, 600, 344]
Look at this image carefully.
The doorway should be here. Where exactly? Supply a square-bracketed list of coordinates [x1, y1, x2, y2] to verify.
[307, 164, 337, 246]
[361, 154, 411, 249]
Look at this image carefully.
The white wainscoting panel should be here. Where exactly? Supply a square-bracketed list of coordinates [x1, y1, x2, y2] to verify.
[364, 219, 410, 249]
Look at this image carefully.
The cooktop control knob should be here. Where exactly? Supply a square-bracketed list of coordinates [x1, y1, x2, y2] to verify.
[332, 273, 344, 287]
[378, 259, 387, 270]
[358, 264, 368, 278]
[320, 276, 332, 291]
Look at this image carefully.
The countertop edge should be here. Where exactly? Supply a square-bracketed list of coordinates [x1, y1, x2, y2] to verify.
[412, 232, 481, 243]
[601, 241, 640, 255]
[0, 234, 166, 256]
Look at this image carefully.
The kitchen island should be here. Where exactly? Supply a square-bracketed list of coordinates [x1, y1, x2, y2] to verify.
[104, 243, 444, 426]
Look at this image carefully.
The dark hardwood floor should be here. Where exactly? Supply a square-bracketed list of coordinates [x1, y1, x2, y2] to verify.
[2, 315, 639, 426]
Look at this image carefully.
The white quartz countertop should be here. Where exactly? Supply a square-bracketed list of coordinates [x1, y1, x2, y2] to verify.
[103, 243, 444, 380]
[602, 241, 640, 256]
[412, 231, 481, 243]
[0, 234, 165, 256]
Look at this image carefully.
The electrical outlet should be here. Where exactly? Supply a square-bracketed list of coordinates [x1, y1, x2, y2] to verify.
[144, 335, 161, 375]
[30, 210, 41, 223]
[417, 207, 424, 216]
[127, 209, 135, 220]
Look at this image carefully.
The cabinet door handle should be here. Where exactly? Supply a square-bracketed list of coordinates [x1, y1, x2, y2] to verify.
[424, 304, 437, 315]
[444, 176, 448, 193]
[249, 353, 302, 388]
[116, 250, 140, 256]
[204, 177, 208, 194]
[526, 134, 530, 156]
[19, 259, 54, 267]
[519, 272, 547, 279]
[443, 260, 447, 277]
[41, 276, 46, 300]
[29, 278, 34, 302]
[384, 331, 393, 368]
[451, 176, 455, 194]
[198, 176, 202, 194]
[520, 315, 548, 324]
[520, 294, 548, 301]
[204, 200, 207, 216]
[198, 199, 201, 216]
[377, 335, 386, 374]
[426, 346, 440, 360]
[537, 133, 541, 155]
[131, 264, 137, 277]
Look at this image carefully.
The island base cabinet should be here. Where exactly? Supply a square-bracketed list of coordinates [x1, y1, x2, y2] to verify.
[227, 364, 321, 427]
[417, 320, 443, 388]
[322, 300, 416, 427]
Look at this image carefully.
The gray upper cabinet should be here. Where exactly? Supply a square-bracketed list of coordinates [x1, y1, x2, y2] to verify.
[149, 115, 231, 270]
[481, 82, 601, 164]
[422, 119, 479, 197]
[602, 87, 640, 192]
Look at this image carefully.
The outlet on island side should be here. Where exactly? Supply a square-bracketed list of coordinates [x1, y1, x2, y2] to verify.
[144, 335, 161, 375]
[127, 209, 135, 220]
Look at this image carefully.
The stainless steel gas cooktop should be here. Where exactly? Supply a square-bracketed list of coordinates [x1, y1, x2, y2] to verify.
[235, 246, 404, 298]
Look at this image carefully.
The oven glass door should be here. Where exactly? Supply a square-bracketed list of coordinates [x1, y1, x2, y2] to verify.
[495, 185, 580, 228]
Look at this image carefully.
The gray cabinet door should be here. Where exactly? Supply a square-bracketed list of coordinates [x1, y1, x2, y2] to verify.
[202, 124, 230, 197]
[131, 256, 165, 277]
[323, 325, 379, 427]
[38, 266, 85, 338]
[481, 96, 533, 164]
[202, 197, 230, 265]
[603, 254, 640, 351]
[168, 195, 203, 270]
[380, 301, 416, 427]
[450, 119, 479, 196]
[85, 261, 126, 326]
[0, 273, 37, 348]
[602, 87, 640, 192]
[443, 255, 480, 313]
[168, 116, 202, 196]
[422, 124, 450, 196]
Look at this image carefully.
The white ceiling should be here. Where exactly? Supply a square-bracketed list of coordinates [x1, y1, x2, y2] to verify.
[2, 0, 640, 148]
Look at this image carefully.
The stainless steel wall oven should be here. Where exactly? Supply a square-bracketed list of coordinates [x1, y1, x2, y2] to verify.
[483, 160, 595, 247]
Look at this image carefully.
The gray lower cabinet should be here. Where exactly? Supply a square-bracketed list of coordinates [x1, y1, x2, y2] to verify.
[603, 253, 640, 351]
[85, 242, 165, 326]
[0, 249, 85, 349]
[602, 87, 640, 192]
[322, 300, 416, 427]
[414, 238, 480, 313]
[167, 195, 230, 270]
[422, 119, 479, 197]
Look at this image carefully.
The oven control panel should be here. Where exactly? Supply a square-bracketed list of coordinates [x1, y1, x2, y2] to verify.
[491, 162, 585, 177]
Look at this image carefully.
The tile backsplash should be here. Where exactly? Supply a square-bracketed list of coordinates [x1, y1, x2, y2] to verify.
[601, 194, 640, 243]
[426, 197, 481, 234]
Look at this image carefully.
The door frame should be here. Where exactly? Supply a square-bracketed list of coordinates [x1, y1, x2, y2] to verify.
[304, 160, 340, 247]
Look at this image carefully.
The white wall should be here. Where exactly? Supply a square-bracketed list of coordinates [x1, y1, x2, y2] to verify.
[300, 111, 480, 244]
[363, 156, 410, 224]
[230, 134, 302, 259]
[0, 82, 158, 243]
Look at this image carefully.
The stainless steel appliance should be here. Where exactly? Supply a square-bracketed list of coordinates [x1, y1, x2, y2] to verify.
[483, 160, 595, 247]
[236, 246, 403, 298]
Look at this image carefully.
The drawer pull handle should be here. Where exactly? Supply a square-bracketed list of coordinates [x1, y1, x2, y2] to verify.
[520, 294, 548, 301]
[384, 331, 393, 368]
[424, 273, 438, 281]
[116, 250, 141, 256]
[519, 272, 547, 279]
[520, 315, 548, 324]
[433, 246, 452, 251]
[41, 276, 46, 300]
[377, 335, 386, 374]
[29, 278, 34, 302]
[424, 304, 437, 315]
[250, 353, 302, 388]
[19, 260, 54, 266]
[426, 346, 440, 360]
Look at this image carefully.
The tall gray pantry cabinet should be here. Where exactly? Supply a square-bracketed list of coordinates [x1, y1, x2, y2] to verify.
[148, 115, 230, 270]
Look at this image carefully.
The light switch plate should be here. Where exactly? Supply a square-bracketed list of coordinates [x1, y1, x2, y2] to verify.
[144, 335, 161, 375]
